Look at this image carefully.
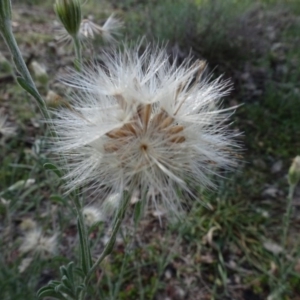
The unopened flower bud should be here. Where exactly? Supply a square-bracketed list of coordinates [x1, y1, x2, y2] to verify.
[288, 156, 300, 187]
[0, 0, 12, 24]
[54, 0, 81, 38]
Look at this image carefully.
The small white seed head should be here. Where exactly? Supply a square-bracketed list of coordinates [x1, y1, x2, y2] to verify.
[83, 206, 104, 226]
[288, 156, 300, 187]
[57, 15, 123, 45]
[19, 228, 57, 258]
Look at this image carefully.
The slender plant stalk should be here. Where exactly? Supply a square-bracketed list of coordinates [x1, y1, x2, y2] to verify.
[74, 195, 93, 274]
[73, 36, 82, 72]
[78, 192, 131, 300]
[0, 16, 49, 118]
[0, 20, 33, 85]
[282, 184, 296, 248]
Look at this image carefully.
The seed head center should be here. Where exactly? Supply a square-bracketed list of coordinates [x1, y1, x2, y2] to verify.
[140, 143, 148, 152]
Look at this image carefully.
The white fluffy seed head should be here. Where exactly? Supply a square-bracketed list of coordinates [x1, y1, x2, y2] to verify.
[50, 44, 240, 217]
[19, 228, 57, 258]
[100, 14, 123, 43]
[56, 15, 122, 45]
[83, 206, 104, 226]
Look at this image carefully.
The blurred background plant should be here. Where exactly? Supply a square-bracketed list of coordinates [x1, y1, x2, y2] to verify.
[0, 0, 300, 299]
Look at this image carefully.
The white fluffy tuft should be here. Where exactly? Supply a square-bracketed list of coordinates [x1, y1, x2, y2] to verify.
[50, 44, 240, 216]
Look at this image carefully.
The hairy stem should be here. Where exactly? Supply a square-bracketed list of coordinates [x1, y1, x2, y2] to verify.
[80, 192, 131, 299]
[74, 196, 93, 272]
[0, 17, 49, 117]
[73, 36, 82, 72]
[282, 184, 295, 248]
[74, 195, 92, 300]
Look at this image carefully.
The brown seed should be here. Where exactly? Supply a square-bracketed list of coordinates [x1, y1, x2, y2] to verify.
[123, 122, 137, 136]
[151, 110, 165, 126]
[166, 125, 184, 135]
[160, 116, 173, 129]
[137, 104, 152, 129]
[104, 142, 119, 153]
[114, 94, 126, 109]
[106, 127, 128, 139]
[170, 136, 185, 143]
[106, 119, 138, 139]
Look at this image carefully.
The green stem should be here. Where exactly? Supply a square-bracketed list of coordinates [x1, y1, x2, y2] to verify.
[80, 192, 131, 299]
[1, 19, 33, 86]
[74, 195, 92, 300]
[74, 196, 92, 274]
[73, 36, 82, 72]
[282, 184, 296, 248]
[0, 17, 49, 118]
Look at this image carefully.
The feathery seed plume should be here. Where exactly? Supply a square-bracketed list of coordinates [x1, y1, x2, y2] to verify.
[51, 44, 239, 216]
[19, 228, 57, 258]
[100, 14, 123, 43]
[57, 15, 123, 45]
[83, 206, 104, 226]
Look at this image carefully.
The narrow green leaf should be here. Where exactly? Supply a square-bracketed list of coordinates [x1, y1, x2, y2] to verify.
[77, 218, 89, 275]
[59, 266, 68, 277]
[134, 200, 143, 226]
[37, 286, 54, 295]
[51, 195, 66, 204]
[74, 196, 92, 276]
[61, 275, 74, 291]
[75, 284, 86, 297]
[57, 284, 76, 298]
[16, 77, 40, 100]
[66, 261, 75, 283]
[43, 162, 62, 178]
[134, 191, 147, 227]
[49, 280, 61, 286]
[87, 221, 103, 234]
[37, 287, 67, 300]
[74, 267, 85, 279]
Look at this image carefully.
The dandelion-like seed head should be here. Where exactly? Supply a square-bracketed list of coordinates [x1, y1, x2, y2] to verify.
[80, 19, 101, 39]
[57, 15, 122, 45]
[83, 206, 104, 226]
[19, 228, 57, 258]
[51, 44, 239, 216]
[100, 14, 123, 43]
